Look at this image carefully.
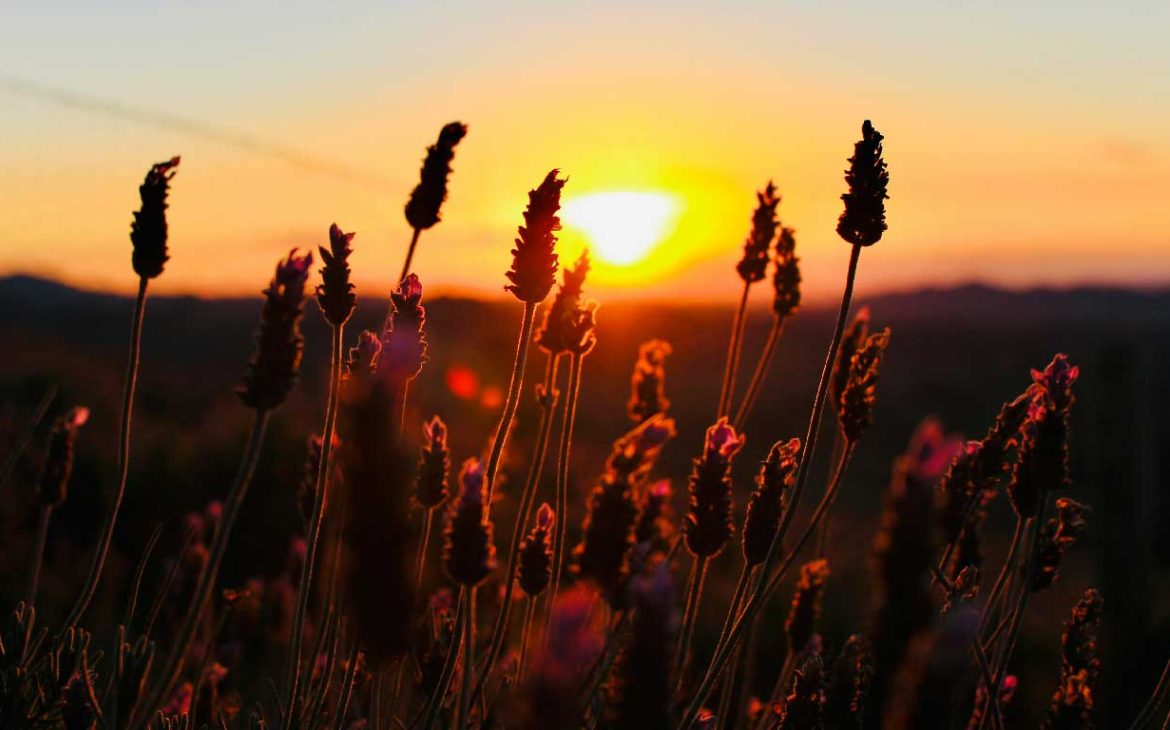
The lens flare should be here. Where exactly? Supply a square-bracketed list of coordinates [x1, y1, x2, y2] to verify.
[562, 191, 682, 266]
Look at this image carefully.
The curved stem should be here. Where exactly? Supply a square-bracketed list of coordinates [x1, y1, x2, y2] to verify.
[672, 555, 710, 691]
[413, 508, 436, 593]
[421, 587, 466, 730]
[759, 653, 797, 730]
[977, 517, 1026, 642]
[122, 523, 164, 631]
[733, 316, 786, 430]
[474, 355, 560, 700]
[285, 324, 345, 726]
[63, 277, 148, 630]
[399, 228, 423, 288]
[763, 444, 856, 597]
[26, 504, 53, 607]
[717, 283, 752, 419]
[333, 644, 362, 730]
[0, 386, 56, 497]
[516, 595, 537, 684]
[546, 352, 585, 633]
[713, 567, 753, 725]
[457, 589, 476, 729]
[131, 409, 271, 729]
[484, 302, 538, 506]
[577, 609, 629, 720]
[1130, 657, 1170, 730]
[980, 513, 1043, 730]
[934, 486, 984, 585]
[814, 437, 853, 559]
[677, 240, 861, 730]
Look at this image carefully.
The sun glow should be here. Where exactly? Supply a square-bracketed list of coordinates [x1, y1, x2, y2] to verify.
[561, 191, 682, 266]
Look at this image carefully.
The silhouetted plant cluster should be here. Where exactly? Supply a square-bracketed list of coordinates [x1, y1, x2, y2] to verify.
[1, 119, 1163, 730]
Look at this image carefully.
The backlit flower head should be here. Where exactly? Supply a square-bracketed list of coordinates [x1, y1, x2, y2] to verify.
[405, 121, 468, 231]
[237, 249, 312, 410]
[836, 120, 889, 247]
[316, 223, 356, 327]
[130, 156, 180, 279]
[505, 169, 565, 303]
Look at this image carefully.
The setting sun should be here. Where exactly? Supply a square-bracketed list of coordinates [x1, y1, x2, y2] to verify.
[561, 191, 682, 266]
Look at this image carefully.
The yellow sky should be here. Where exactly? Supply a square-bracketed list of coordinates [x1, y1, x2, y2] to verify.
[1, 3, 1168, 303]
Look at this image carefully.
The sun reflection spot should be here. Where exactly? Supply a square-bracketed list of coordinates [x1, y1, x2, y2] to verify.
[562, 191, 681, 266]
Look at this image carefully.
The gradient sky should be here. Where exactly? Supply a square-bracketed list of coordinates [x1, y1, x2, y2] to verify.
[1, 1, 1168, 303]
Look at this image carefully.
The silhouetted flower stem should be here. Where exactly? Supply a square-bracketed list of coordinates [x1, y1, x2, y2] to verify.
[980, 511, 1045, 730]
[733, 316, 786, 430]
[62, 276, 148, 631]
[814, 440, 855, 559]
[717, 283, 752, 419]
[399, 227, 422, 287]
[547, 351, 586, 626]
[485, 301, 538, 505]
[673, 554, 710, 689]
[421, 587, 466, 730]
[977, 518, 1027, 643]
[576, 609, 630, 719]
[1130, 657, 1170, 730]
[457, 589, 476, 730]
[516, 595, 538, 682]
[332, 644, 362, 730]
[26, 504, 53, 607]
[285, 324, 345, 726]
[713, 566, 755, 723]
[678, 242, 865, 727]
[0, 386, 56, 497]
[414, 509, 437, 591]
[132, 410, 271, 728]
[764, 444, 856, 598]
[475, 355, 560, 700]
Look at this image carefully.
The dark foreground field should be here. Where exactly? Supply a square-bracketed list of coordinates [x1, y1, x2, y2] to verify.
[2, 275, 1168, 725]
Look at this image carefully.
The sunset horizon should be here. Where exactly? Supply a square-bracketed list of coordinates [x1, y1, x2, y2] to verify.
[3, 3, 1169, 303]
[2, 4, 1168, 728]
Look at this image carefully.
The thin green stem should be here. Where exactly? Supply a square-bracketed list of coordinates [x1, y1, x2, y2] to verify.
[484, 301, 539, 506]
[25, 504, 53, 607]
[733, 316, 786, 430]
[473, 355, 560, 700]
[678, 240, 861, 730]
[130, 409, 271, 729]
[672, 555, 709, 692]
[285, 324, 345, 727]
[63, 276, 148, 630]
[546, 351, 585, 634]
[717, 282, 752, 419]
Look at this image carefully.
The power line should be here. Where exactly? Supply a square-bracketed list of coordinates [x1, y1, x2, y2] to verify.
[0, 74, 396, 191]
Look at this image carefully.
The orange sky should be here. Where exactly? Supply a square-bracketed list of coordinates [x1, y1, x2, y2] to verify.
[1, 3, 1168, 303]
